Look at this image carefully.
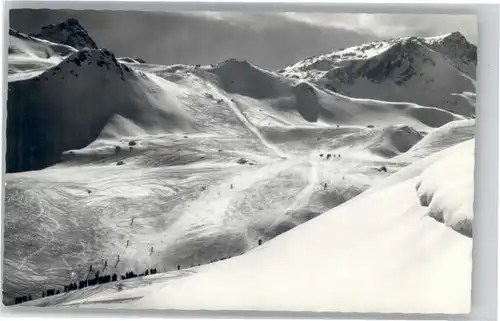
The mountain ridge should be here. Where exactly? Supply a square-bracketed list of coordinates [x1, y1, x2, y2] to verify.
[30, 18, 99, 50]
[6, 24, 474, 172]
[6, 47, 196, 172]
[279, 33, 476, 117]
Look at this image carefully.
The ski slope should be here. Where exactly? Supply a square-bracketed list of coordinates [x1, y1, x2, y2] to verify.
[19, 139, 474, 313]
[5, 22, 476, 311]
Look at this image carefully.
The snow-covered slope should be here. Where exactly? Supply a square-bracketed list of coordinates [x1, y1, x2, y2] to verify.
[280, 33, 476, 117]
[6, 48, 196, 173]
[6, 46, 466, 173]
[8, 28, 77, 80]
[397, 119, 475, 161]
[117, 57, 141, 64]
[194, 59, 466, 130]
[4, 22, 476, 310]
[19, 139, 474, 313]
[415, 143, 473, 237]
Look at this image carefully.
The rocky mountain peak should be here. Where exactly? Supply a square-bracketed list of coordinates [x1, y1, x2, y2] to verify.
[31, 18, 98, 50]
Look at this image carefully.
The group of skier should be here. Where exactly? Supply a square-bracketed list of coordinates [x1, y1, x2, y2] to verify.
[319, 153, 341, 161]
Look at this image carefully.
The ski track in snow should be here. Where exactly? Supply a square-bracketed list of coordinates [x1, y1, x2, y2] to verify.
[14, 197, 58, 273]
[207, 83, 287, 158]
[265, 151, 319, 232]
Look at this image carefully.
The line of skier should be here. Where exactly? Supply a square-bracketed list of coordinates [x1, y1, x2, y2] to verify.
[319, 153, 341, 160]
[319, 152, 388, 173]
[13, 199, 265, 305]
[13, 266, 159, 305]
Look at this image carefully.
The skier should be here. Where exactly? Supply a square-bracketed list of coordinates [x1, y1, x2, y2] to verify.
[230, 184, 233, 189]
[130, 217, 134, 226]
[258, 239, 262, 246]
[324, 183, 327, 190]
[126, 240, 129, 248]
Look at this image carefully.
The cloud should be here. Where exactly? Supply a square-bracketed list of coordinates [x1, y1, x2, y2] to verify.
[278, 13, 477, 44]
[186, 12, 477, 44]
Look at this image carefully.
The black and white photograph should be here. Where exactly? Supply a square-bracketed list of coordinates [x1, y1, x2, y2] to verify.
[4, 9, 476, 313]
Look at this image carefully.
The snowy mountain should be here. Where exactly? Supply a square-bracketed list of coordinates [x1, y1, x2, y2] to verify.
[423, 32, 477, 79]
[30, 18, 99, 50]
[280, 33, 476, 117]
[4, 21, 475, 313]
[7, 47, 196, 173]
[6, 28, 468, 172]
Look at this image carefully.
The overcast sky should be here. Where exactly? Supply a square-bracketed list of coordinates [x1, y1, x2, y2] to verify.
[9, 10, 477, 70]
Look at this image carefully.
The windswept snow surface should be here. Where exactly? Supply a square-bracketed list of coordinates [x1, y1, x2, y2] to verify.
[415, 142, 474, 237]
[397, 119, 475, 161]
[5, 24, 475, 312]
[8, 28, 77, 81]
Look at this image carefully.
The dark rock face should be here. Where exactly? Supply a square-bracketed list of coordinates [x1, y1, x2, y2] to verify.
[6, 76, 116, 173]
[313, 34, 476, 118]
[9, 28, 32, 40]
[433, 32, 476, 65]
[5, 50, 132, 173]
[323, 38, 422, 87]
[30, 18, 98, 50]
[316, 32, 476, 91]
[423, 31, 477, 78]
